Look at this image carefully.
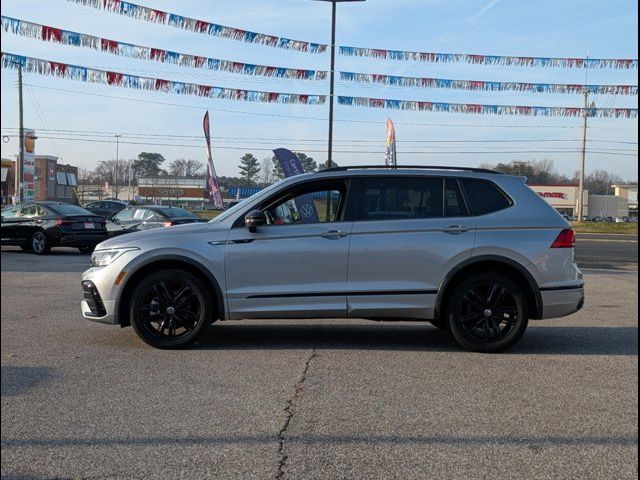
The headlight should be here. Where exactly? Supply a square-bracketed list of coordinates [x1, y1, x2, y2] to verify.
[91, 247, 139, 267]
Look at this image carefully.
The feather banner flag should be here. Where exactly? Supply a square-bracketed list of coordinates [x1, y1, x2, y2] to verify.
[1, 16, 327, 81]
[340, 71, 637, 96]
[0, 52, 326, 106]
[337, 96, 638, 119]
[67, 0, 327, 54]
[385, 118, 397, 167]
[339, 46, 638, 70]
[203, 111, 224, 210]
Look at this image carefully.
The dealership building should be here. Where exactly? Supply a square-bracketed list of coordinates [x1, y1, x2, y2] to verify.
[529, 184, 637, 219]
[528, 185, 589, 217]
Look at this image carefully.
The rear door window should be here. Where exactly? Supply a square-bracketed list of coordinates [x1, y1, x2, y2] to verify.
[19, 205, 38, 217]
[354, 177, 443, 221]
[461, 178, 512, 216]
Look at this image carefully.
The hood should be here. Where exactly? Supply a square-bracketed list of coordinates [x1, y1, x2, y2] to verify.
[96, 221, 227, 249]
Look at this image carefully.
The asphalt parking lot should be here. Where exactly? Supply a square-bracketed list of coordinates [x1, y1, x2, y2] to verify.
[1, 236, 638, 479]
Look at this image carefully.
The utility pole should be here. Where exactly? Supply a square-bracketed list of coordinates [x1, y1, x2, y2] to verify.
[317, 0, 366, 169]
[15, 63, 24, 204]
[114, 134, 121, 199]
[576, 90, 589, 222]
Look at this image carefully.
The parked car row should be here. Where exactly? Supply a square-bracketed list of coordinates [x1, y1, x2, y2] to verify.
[561, 214, 638, 223]
[1, 202, 206, 255]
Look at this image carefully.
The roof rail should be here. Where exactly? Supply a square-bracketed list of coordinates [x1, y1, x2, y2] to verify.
[318, 165, 501, 174]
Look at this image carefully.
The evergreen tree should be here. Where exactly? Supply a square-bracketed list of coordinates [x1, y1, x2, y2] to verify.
[238, 153, 260, 184]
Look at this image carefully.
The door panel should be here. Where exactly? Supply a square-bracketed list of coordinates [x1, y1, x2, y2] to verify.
[346, 176, 476, 319]
[347, 218, 475, 319]
[225, 222, 352, 319]
[224, 178, 352, 320]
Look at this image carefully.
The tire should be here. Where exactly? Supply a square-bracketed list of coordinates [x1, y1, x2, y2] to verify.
[30, 231, 51, 255]
[129, 269, 213, 349]
[447, 272, 529, 353]
[428, 319, 450, 331]
[78, 246, 95, 254]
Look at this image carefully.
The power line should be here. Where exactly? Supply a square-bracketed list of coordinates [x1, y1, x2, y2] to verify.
[14, 84, 608, 129]
[1, 126, 637, 145]
[3, 134, 637, 156]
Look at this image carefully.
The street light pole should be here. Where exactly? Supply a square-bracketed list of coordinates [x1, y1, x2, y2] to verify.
[114, 134, 121, 199]
[317, 0, 365, 169]
[16, 63, 24, 204]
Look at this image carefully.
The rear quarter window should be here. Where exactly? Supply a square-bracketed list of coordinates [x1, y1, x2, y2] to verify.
[461, 178, 512, 216]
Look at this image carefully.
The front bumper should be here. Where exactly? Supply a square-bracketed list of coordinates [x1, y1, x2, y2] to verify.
[81, 280, 117, 324]
[540, 286, 585, 319]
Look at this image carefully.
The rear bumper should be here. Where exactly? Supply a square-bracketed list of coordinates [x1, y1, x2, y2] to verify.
[540, 286, 585, 319]
[57, 233, 108, 247]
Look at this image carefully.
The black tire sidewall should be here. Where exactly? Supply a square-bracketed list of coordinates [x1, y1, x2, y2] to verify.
[447, 272, 529, 353]
[129, 269, 212, 349]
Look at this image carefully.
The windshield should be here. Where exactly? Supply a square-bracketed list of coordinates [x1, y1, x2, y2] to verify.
[210, 181, 284, 223]
[46, 204, 94, 216]
[157, 208, 198, 218]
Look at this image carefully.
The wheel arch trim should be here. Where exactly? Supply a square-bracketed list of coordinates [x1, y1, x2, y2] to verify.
[115, 254, 225, 326]
[435, 255, 543, 320]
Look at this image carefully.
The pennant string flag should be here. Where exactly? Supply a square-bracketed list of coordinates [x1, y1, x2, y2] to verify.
[67, 0, 327, 54]
[340, 71, 638, 96]
[337, 96, 638, 119]
[1, 16, 327, 81]
[339, 46, 638, 70]
[2, 52, 636, 118]
[0, 52, 326, 106]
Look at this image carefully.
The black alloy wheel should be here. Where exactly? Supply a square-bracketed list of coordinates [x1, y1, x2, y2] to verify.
[448, 272, 529, 353]
[130, 269, 212, 348]
[31, 231, 51, 255]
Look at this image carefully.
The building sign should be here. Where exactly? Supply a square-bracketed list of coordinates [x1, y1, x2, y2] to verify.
[138, 186, 205, 199]
[537, 191, 567, 199]
[157, 188, 185, 197]
[22, 128, 36, 201]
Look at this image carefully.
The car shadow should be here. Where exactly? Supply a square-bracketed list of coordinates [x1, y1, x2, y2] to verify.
[191, 323, 638, 356]
[1, 366, 59, 397]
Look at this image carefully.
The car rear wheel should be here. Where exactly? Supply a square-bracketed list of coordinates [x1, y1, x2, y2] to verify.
[31, 231, 51, 255]
[447, 272, 528, 353]
[129, 269, 212, 349]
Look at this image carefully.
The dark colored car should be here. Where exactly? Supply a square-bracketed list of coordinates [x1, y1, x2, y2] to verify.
[109, 206, 206, 234]
[84, 200, 129, 219]
[1, 202, 108, 254]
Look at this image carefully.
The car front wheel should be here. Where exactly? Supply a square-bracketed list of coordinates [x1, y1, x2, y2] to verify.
[129, 269, 213, 349]
[447, 272, 529, 353]
[31, 231, 51, 255]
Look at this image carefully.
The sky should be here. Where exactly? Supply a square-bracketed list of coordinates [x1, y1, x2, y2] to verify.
[1, 0, 638, 180]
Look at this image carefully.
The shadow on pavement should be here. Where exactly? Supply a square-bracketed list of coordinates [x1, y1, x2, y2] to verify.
[192, 323, 638, 356]
[1, 366, 59, 397]
[2, 432, 636, 449]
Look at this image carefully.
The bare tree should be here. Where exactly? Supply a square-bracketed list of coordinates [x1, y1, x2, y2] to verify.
[260, 157, 274, 184]
[169, 158, 204, 177]
[94, 159, 130, 198]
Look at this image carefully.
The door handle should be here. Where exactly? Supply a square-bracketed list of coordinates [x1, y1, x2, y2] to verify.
[321, 230, 348, 239]
[442, 225, 470, 234]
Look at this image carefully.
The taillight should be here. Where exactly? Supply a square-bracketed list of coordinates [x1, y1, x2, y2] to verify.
[551, 228, 576, 248]
[162, 221, 173, 227]
[55, 219, 72, 226]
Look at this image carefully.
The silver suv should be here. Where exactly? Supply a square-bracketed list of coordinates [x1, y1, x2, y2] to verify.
[81, 166, 584, 352]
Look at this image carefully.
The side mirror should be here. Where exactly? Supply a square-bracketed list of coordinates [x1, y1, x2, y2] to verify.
[245, 210, 266, 233]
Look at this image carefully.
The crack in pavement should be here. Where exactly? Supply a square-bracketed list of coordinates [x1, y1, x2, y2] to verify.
[276, 348, 316, 480]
